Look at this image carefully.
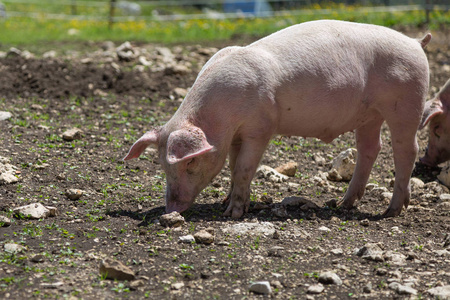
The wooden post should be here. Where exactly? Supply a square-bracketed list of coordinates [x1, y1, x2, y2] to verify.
[425, 0, 431, 25]
[109, 0, 116, 30]
[71, 0, 77, 15]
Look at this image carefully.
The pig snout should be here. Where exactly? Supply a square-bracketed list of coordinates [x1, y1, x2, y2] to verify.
[164, 187, 195, 214]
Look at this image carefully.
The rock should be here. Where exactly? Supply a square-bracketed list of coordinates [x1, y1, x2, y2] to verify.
[318, 271, 342, 285]
[281, 196, 320, 211]
[330, 248, 343, 256]
[156, 47, 174, 63]
[138, 56, 152, 67]
[116, 41, 139, 61]
[173, 87, 188, 98]
[0, 172, 18, 184]
[194, 230, 214, 244]
[42, 50, 57, 58]
[439, 194, 450, 202]
[438, 165, 450, 188]
[222, 222, 275, 236]
[171, 282, 185, 290]
[363, 283, 372, 293]
[62, 128, 83, 141]
[159, 211, 185, 228]
[437, 202, 450, 211]
[355, 243, 384, 262]
[384, 251, 407, 265]
[256, 165, 289, 183]
[66, 189, 83, 200]
[249, 281, 272, 295]
[4, 243, 25, 253]
[13, 203, 54, 219]
[268, 246, 285, 257]
[129, 279, 146, 290]
[31, 254, 46, 263]
[7, 47, 22, 57]
[427, 285, 450, 299]
[328, 148, 357, 181]
[275, 161, 298, 177]
[410, 177, 425, 190]
[313, 153, 326, 166]
[0, 215, 11, 226]
[318, 226, 331, 233]
[40, 282, 64, 289]
[0, 111, 12, 121]
[389, 282, 417, 295]
[99, 258, 135, 281]
[307, 283, 324, 294]
[179, 235, 195, 243]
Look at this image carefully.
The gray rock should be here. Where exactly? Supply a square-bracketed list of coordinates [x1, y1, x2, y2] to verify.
[249, 281, 272, 295]
[427, 285, 450, 300]
[355, 243, 384, 262]
[222, 222, 275, 237]
[307, 283, 324, 294]
[389, 282, 417, 295]
[318, 226, 331, 233]
[159, 211, 185, 228]
[116, 41, 139, 61]
[179, 235, 195, 243]
[318, 271, 342, 285]
[384, 251, 407, 265]
[0, 111, 12, 121]
[437, 202, 450, 211]
[99, 258, 135, 281]
[13, 203, 54, 219]
[40, 281, 64, 289]
[363, 283, 372, 293]
[439, 194, 450, 202]
[410, 177, 425, 190]
[330, 248, 344, 256]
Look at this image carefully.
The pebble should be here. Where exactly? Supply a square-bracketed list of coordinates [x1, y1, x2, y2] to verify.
[249, 281, 272, 295]
[179, 234, 195, 243]
[355, 243, 384, 262]
[62, 128, 83, 141]
[256, 165, 289, 182]
[222, 222, 275, 236]
[318, 226, 331, 233]
[194, 230, 214, 244]
[0, 111, 12, 121]
[307, 283, 324, 294]
[4, 243, 26, 253]
[427, 285, 450, 299]
[363, 283, 372, 293]
[66, 188, 83, 200]
[159, 211, 185, 228]
[13, 203, 56, 219]
[318, 271, 342, 285]
[274, 161, 298, 177]
[99, 258, 135, 281]
[328, 148, 357, 181]
[0, 215, 11, 226]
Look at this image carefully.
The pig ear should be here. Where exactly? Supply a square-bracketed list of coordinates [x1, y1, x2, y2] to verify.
[123, 130, 159, 161]
[420, 100, 443, 129]
[166, 127, 213, 165]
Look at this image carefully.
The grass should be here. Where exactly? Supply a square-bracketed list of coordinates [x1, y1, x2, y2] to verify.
[0, 4, 448, 49]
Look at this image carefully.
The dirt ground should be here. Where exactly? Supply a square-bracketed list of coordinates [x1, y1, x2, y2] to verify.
[0, 25, 449, 299]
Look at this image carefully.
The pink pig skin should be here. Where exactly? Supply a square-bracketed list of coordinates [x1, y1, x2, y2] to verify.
[420, 79, 450, 166]
[124, 20, 431, 218]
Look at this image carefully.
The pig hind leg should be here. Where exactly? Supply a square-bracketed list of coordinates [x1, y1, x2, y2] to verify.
[223, 138, 270, 219]
[339, 118, 383, 209]
[382, 119, 419, 217]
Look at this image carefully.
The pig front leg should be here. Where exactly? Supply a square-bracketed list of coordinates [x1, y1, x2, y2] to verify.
[223, 138, 270, 218]
[338, 118, 383, 209]
[223, 143, 240, 206]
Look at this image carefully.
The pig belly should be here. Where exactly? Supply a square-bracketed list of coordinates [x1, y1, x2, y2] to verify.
[275, 92, 379, 143]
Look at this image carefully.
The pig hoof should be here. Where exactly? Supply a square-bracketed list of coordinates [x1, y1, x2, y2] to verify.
[223, 204, 245, 219]
[382, 207, 402, 218]
[336, 200, 354, 210]
[222, 195, 230, 205]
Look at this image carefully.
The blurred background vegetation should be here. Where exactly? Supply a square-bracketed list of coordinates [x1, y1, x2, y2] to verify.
[0, 0, 448, 45]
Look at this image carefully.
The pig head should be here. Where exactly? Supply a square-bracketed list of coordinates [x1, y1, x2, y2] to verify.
[124, 125, 227, 213]
[420, 79, 450, 166]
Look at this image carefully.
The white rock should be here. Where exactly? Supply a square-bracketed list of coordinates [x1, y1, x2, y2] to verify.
[427, 285, 450, 299]
[0, 215, 11, 226]
[318, 226, 331, 233]
[389, 283, 417, 295]
[355, 243, 384, 262]
[0, 111, 12, 121]
[171, 282, 185, 290]
[307, 283, 324, 294]
[223, 222, 275, 237]
[327, 148, 357, 181]
[384, 251, 407, 265]
[313, 153, 326, 166]
[13, 203, 54, 219]
[330, 248, 344, 255]
[410, 177, 425, 190]
[42, 50, 57, 58]
[318, 271, 342, 285]
[437, 202, 450, 211]
[439, 194, 450, 202]
[256, 165, 288, 183]
[179, 235, 195, 243]
[4, 243, 25, 253]
[0, 172, 18, 184]
[249, 281, 272, 295]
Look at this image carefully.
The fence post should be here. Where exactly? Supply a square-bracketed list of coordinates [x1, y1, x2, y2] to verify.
[71, 0, 77, 15]
[109, 0, 116, 30]
[425, 0, 430, 24]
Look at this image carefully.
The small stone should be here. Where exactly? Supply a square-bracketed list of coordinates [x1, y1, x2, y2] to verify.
[66, 189, 83, 200]
[4, 243, 25, 253]
[256, 165, 289, 183]
[194, 230, 214, 244]
[318, 272, 342, 285]
[330, 248, 343, 256]
[249, 281, 272, 295]
[360, 219, 370, 227]
[0, 215, 11, 226]
[171, 282, 184, 290]
[318, 226, 331, 233]
[437, 202, 450, 211]
[0, 172, 18, 184]
[307, 283, 324, 294]
[0, 111, 12, 121]
[363, 283, 372, 293]
[179, 235, 195, 243]
[99, 258, 135, 281]
[268, 246, 285, 257]
[410, 177, 425, 190]
[439, 194, 450, 202]
[313, 154, 326, 166]
[31, 254, 46, 263]
[427, 285, 450, 299]
[159, 211, 185, 228]
[40, 282, 64, 289]
[328, 148, 357, 181]
[355, 243, 384, 262]
[275, 161, 298, 177]
[173, 87, 188, 98]
[62, 128, 83, 141]
[13, 203, 52, 219]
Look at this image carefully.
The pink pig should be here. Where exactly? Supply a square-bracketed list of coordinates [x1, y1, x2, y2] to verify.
[124, 20, 431, 218]
[419, 79, 450, 166]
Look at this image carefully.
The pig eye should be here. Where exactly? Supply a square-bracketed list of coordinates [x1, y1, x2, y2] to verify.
[434, 125, 441, 138]
[186, 158, 196, 174]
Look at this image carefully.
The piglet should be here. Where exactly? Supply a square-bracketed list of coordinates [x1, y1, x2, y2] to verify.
[124, 20, 431, 218]
[419, 79, 450, 166]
